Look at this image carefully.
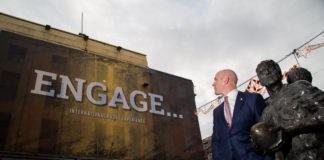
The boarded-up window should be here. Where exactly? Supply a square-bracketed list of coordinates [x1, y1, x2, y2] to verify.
[51, 55, 67, 71]
[8, 45, 26, 63]
[44, 81, 62, 107]
[0, 71, 20, 99]
[38, 119, 58, 153]
[0, 113, 11, 150]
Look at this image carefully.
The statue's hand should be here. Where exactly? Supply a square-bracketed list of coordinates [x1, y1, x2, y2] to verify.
[267, 127, 286, 153]
[250, 138, 264, 154]
[250, 122, 287, 153]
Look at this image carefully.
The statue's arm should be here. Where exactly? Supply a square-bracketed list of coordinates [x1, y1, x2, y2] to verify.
[284, 81, 324, 136]
[263, 107, 324, 153]
[286, 107, 324, 137]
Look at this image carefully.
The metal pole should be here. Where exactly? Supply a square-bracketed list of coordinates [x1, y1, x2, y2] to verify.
[293, 52, 301, 67]
[81, 12, 83, 34]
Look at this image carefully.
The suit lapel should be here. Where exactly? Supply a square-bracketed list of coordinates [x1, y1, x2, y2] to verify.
[231, 91, 245, 129]
[219, 103, 230, 129]
[219, 102, 227, 127]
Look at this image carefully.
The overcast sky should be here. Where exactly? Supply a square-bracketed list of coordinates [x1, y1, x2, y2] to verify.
[1, 0, 324, 139]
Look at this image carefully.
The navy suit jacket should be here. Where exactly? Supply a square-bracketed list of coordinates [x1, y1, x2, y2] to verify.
[212, 91, 269, 160]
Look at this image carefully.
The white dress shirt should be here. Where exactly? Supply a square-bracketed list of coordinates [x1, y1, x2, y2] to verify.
[224, 89, 238, 118]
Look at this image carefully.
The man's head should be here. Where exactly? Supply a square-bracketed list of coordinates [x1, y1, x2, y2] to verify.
[212, 69, 237, 96]
[287, 67, 312, 84]
[256, 60, 282, 87]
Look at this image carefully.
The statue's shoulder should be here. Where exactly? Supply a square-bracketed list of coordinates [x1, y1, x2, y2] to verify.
[287, 80, 324, 110]
[289, 80, 312, 87]
[288, 80, 322, 94]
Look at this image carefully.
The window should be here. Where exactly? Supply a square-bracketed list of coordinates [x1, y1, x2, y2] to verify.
[0, 71, 20, 99]
[38, 119, 58, 153]
[51, 55, 67, 71]
[0, 113, 11, 150]
[8, 45, 26, 63]
[44, 81, 62, 108]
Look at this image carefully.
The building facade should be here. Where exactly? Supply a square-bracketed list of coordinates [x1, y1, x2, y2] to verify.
[0, 13, 203, 160]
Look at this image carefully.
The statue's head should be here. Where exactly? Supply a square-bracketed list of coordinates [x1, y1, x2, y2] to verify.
[256, 60, 282, 87]
[287, 67, 312, 84]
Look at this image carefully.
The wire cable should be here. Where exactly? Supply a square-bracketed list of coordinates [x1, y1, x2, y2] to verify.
[197, 30, 324, 110]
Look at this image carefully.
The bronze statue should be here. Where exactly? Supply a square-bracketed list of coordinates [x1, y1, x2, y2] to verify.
[287, 67, 312, 84]
[250, 60, 324, 160]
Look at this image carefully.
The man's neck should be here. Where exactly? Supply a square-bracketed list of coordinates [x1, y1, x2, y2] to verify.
[224, 88, 237, 96]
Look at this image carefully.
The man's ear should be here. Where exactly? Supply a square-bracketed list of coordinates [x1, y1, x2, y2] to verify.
[224, 76, 229, 84]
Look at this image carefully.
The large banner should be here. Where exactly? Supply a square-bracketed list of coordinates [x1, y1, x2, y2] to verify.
[0, 31, 203, 159]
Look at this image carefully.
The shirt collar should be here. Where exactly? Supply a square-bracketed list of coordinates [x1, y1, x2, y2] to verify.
[225, 89, 238, 100]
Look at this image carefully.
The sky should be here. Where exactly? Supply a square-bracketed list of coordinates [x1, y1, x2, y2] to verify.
[1, 0, 324, 139]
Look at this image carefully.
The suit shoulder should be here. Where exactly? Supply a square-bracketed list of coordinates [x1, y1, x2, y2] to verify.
[240, 92, 265, 105]
[213, 103, 223, 113]
[240, 91, 262, 98]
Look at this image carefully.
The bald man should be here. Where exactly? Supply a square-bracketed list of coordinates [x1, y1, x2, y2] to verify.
[211, 69, 270, 160]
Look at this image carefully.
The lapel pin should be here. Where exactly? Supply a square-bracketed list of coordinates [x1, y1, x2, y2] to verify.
[240, 98, 243, 101]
